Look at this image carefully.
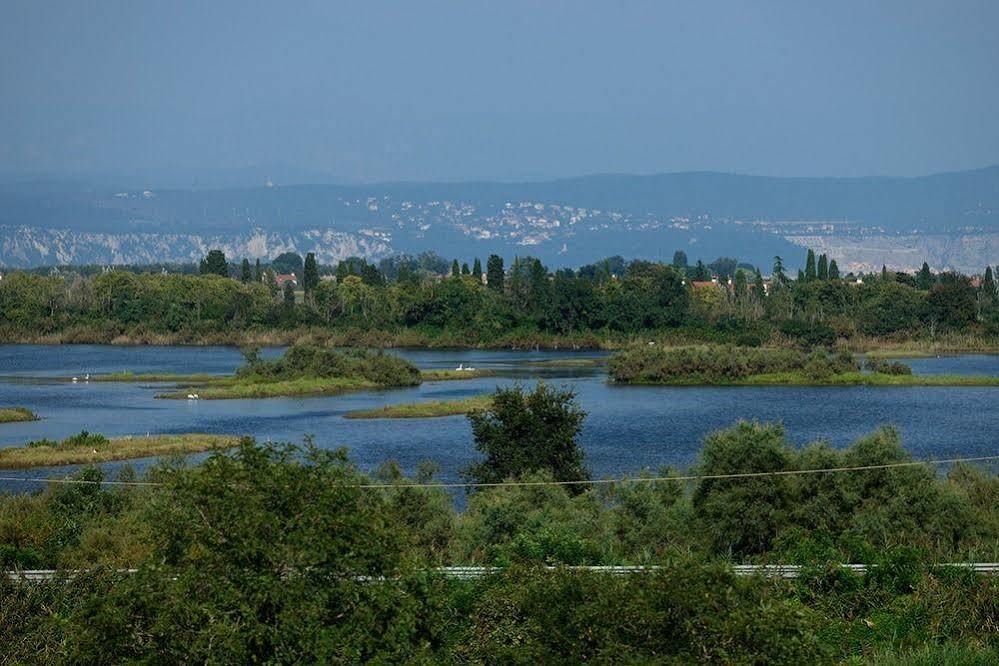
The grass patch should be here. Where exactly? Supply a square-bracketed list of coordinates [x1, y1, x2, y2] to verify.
[0, 407, 39, 424]
[158, 377, 378, 400]
[0, 433, 242, 469]
[344, 395, 493, 419]
[90, 371, 226, 384]
[420, 369, 494, 381]
[624, 372, 999, 387]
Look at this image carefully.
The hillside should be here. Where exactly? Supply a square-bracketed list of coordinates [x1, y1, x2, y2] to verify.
[1, 167, 996, 271]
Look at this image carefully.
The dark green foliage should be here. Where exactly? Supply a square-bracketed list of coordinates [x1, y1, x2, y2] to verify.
[471, 257, 482, 280]
[779, 319, 837, 347]
[828, 259, 839, 279]
[0, 251, 992, 345]
[237, 343, 421, 387]
[271, 251, 304, 276]
[672, 249, 688, 268]
[805, 249, 817, 281]
[302, 252, 319, 294]
[817, 253, 829, 280]
[451, 259, 460, 277]
[865, 357, 913, 375]
[917, 261, 934, 290]
[26, 430, 110, 450]
[608, 345, 857, 384]
[240, 258, 252, 283]
[929, 274, 977, 329]
[254, 258, 262, 282]
[198, 249, 228, 277]
[464, 383, 588, 485]
[486, 254, 504, 292]
[1, 426, 997, 662]
[282, 281, 295, 306]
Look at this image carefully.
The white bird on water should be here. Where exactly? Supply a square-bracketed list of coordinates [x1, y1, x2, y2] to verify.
[187, 393, 200, 400]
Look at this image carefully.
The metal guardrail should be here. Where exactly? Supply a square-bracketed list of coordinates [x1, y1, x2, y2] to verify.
[7, 563, 999, 583]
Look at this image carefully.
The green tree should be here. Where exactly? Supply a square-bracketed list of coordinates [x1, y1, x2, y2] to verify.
[486, 254, 505, 293]
[828, 259, 839, 280]
[817, 254, 828, 280]
[472, 258, 482, 281]
[303, 252, 319, 295]
[240, 258, 252, 283]
[283, 281, 296, 306]
[464, 383, 589, 485]
[272, 252, 304, 277]
[733, 270, 748, 300]
[753, 269, 766, 302]
[672, 250, 688, 269]
[451, 260, 460, 277]
[461, 262, 470, 275]
[199, 250, 229, 277]
[691, 260, 710, 281]
[981, 265, 998, 311]
[254, 258, 262, 282]
[804, 249, 816, 282]
[917, 262, 934, 290]
[772, 256, 786, 286]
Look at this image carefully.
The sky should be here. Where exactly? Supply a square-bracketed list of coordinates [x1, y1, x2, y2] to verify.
[1, 0, 997, 185]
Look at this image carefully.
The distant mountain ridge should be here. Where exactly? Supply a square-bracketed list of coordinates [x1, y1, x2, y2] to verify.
[0, 167, 996, 271]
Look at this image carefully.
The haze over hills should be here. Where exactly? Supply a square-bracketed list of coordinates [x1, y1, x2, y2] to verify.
[1, 166, 996, 273]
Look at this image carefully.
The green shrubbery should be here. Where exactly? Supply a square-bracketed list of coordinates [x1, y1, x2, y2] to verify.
[25, 431, 110, 450]
[236, 343, 422, 387]
[865, 357, 914, 375]
[1, 427, 997, 662]
[608, 344, 859, 383]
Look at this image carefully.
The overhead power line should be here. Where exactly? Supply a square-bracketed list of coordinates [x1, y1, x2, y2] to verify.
[0, 454, 996, 489]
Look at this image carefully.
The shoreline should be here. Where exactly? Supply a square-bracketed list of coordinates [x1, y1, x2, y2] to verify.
[0, 433, 242, 469]
[611, 372, 999, 387]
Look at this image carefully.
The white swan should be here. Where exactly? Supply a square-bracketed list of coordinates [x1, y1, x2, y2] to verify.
[71, 377, 78, 383]
[456, 363, 464, 371]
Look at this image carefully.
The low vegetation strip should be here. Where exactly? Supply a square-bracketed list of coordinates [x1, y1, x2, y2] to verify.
[420, 368, 494, 381]
[343, 395, 493, 419]
[0, 432, 242, 469]
[607, 344, 999, 386]
[90, 372, 225, 384]
[0, 407, 38, 424]
[158, 377, 378, 400]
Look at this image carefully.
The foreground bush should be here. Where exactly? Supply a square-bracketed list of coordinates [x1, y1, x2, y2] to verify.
[1, 427, 997, 662]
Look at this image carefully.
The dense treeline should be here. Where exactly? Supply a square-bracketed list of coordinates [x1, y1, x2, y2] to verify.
[1, 249, 997, 347]
[2, 418, 997, 662]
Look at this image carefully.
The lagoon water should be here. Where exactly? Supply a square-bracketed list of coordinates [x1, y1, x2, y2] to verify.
[0, 345, 997, 490]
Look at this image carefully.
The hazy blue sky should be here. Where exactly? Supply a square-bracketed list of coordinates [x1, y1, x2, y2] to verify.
[1, 0, 997, 184]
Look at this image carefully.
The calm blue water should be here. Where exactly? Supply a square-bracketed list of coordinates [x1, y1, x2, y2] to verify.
[0, 346, 996, 491]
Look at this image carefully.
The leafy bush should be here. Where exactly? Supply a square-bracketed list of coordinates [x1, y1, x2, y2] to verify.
[25, 431, 110, 450]
[236, 343, 421, 386]
[865, 357, 913, 375]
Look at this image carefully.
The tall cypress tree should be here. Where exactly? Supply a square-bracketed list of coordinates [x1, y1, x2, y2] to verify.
[828, 259, 839, 280]
[804, 249, 816, 281]
[981, 266, 998, 309]
[917, 262, 933, 290]
[817, 254, 828, 280]
[772, 256, 786, 285]
[486, 254, 504, 292]
[254, 258, 262, 282]
[754, 269, 766, 301]
[303, 252, 319, 295]
[882, 264, 890, 281]
[672, 250, 688, 269]
[461, 262, 470, 275]
[240, 258, 252, 283]
[451, 260, 460, 277]
[472, 257, 483, 281]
